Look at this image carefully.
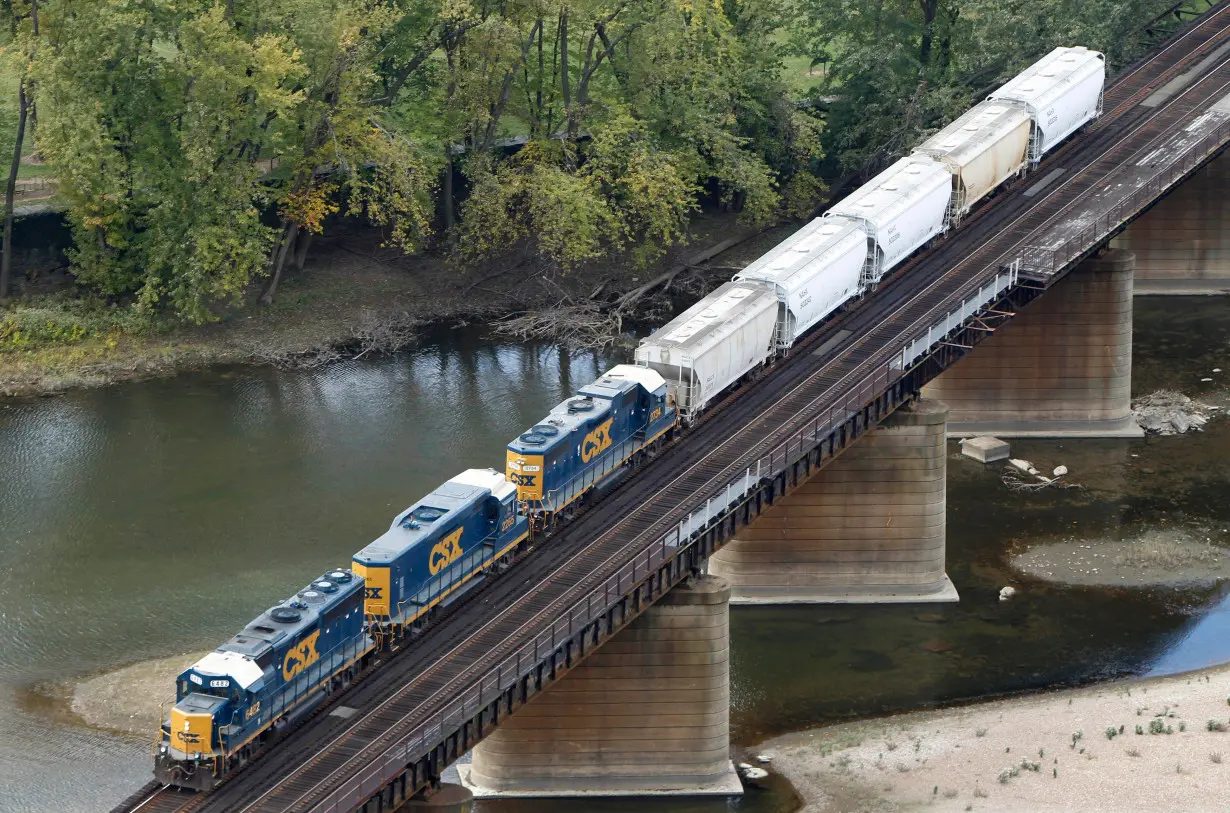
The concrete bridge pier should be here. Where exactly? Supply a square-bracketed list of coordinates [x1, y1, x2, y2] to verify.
[707, 399, 957, 605]
[1112, 150, 1230, 294]
[460, 576, 741, 797]
[921, 249, 1140, 437]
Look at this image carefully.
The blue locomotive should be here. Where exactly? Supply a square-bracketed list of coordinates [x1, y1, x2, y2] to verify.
[505, 364, 676, 522]
[155, 569, 374, 790]
[352, 468, 530, 636]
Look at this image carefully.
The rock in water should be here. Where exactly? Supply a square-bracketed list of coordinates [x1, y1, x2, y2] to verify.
[1053, 465, 1069, 477]
[999, 586, 1017, 601]
[756, 754, 772, 764]
[742, 767, 769, 781]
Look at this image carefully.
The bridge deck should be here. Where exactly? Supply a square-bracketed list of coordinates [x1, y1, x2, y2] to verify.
[117, 6, 1230, 812]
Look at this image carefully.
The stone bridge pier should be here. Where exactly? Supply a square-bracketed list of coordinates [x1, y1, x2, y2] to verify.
[921, 249, 1140, 437]
[460, 575, 740, 798]
[708, 399, 957, 604]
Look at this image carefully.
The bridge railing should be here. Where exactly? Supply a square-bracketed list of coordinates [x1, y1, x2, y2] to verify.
[1020, 118, 1230, 278]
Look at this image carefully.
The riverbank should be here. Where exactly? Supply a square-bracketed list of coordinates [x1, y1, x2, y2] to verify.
[759, 663, 1230, 812]
[0, 214, 784, 397]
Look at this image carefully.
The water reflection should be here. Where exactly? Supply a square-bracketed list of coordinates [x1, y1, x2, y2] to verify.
[1145, 585, 1230, 677]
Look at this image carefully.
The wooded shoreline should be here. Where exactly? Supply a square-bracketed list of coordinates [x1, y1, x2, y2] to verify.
[0, 214, 785, 397]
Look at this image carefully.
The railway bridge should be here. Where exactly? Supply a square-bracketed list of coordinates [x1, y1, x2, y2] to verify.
[117, 4, 1230, 811]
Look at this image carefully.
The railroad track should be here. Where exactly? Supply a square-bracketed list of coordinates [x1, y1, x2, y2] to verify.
[115, 6, 1230, 811]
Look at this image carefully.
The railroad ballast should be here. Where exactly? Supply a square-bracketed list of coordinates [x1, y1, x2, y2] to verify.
[153, 45, 1105, 792]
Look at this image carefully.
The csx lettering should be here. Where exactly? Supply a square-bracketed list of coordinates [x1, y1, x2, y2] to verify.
[364, 586, 383, 600]
[580, 418, 614, 463]
[175, 731, 201, 745]
[282, 630, 321, 681]
[245, 701, 261, 721]
[509, 472, 536, 487]
[429, 528, 464, 575]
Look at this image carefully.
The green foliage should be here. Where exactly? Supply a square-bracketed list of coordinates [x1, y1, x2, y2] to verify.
[0, 0, 1208, 323]
[0, 294, 155, 351]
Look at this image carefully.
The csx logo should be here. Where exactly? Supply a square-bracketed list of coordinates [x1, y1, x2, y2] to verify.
[282, 630, 321, 681]
[509, 472, 536, 487]
[365, 586, 383, 600]
[580, 418, 614, 463]
[429, 528, 464, 575]
[175, 731, 201, 745]
[245, 701, 261, 721]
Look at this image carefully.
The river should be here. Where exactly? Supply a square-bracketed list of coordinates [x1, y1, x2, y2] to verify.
[1, 298, 1229, 813]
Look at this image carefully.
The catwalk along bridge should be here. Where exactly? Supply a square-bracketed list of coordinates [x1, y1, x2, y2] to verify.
[115, 6, 1230, 812]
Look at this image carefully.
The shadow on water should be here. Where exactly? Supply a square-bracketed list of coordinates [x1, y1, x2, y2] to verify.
[3, 300, 1230, 813]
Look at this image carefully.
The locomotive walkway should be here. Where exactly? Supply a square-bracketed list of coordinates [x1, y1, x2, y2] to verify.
[115, 5, 1230, 812]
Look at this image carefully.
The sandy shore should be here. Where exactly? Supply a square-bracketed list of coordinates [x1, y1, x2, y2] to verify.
[71, 652, 209, 736]
[758, 664, 1230, 812]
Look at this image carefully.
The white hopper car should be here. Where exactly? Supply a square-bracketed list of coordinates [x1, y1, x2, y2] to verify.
[633, 45, 1105, 422]
[824, 155, 954, 287]
[990, 46, 1106, 161]
[634, 280, 779, 420]
[734, 218, 866, 348]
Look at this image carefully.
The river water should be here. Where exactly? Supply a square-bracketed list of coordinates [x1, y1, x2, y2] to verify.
[1, 299, 1229, 813]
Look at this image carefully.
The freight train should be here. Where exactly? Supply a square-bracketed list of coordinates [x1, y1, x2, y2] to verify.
[154, 46, 1104, 791]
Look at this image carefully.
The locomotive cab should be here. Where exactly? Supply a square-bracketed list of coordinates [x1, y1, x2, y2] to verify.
[156, 650, 263, 790]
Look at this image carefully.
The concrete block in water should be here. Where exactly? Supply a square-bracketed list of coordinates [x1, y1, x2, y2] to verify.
[960, 436, 1010, 463]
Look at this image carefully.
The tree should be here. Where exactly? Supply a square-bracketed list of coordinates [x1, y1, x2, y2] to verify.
[0, 0, 36, 301]
[788, 0, 1179, 179]
[31, 0, 438, 317]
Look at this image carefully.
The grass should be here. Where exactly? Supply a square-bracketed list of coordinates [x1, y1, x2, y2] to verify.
[1113, 534, 1221, 570]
